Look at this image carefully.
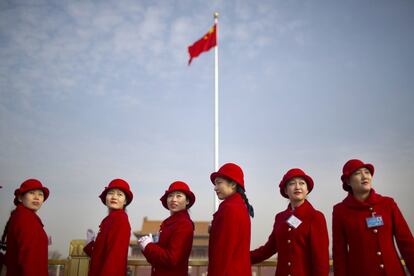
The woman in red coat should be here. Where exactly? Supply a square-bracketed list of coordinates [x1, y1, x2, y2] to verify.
[1, 179, 50, 276]
[208, 163, 254, 276]
[332, 159, 414, 276]
[138, 181, 195, 275]
[250, 168, 329, 276]
[83, 178, 133, 276]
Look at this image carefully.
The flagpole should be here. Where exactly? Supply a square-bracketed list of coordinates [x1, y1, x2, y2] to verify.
[214, 12, 219, 212]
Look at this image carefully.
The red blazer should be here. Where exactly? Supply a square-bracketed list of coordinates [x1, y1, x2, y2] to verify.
[84, 209, 131, 276]
[250, 200, 329, 276]
[208, 192, 252, 276]
[143, 210, 194, 276]
[332, 190, 414, 276]
[5, 204, 48, 276]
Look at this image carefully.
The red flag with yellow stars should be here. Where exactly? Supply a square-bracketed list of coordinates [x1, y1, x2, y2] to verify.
[188, 24, 217, 65]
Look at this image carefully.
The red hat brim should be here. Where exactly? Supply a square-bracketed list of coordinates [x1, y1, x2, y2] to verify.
[160, 189, 195, 210]
[13, 180, 50, 206]
[99, 186, 133, 206]
[210, 172, 245, 191]
[279, 170, 314, 199]
[341, 163, 374, 192]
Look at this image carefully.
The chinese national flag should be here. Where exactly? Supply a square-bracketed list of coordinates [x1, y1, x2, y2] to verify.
[188, 24, 217, 65]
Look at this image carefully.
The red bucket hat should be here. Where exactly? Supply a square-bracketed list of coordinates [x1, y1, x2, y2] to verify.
[14, 179, 50, 206]
[99, 179, 133, 206]
[278, 168, 314, 199]
[160, 181, 196, 210]
[210, 163, 245, 190]
[341, 159, 374, 192]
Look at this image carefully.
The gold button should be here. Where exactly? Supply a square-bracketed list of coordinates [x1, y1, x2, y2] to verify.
[287, 239, 291, 243]
[377, 251, 382, 256]
[288, 227, 292, 231]
[369, 207, 373, 211]
[288, 275, 291, 276]
[287, 262, 291, 266]
[380, 264, 384, 269]
[373, 229, 378, 233]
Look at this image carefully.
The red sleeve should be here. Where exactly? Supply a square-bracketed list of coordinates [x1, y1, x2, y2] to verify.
[143, 220, 193, 267]
[208, 205, 245, 276]
[16, 214, 48, 276]
[332, 206, 347, 276]
[310, 211, 330, 276]
[83, 241, 94, 257]
[100, 214, 131, 275]
[250, 216, 277, 264]
[391, 200, 414, 275]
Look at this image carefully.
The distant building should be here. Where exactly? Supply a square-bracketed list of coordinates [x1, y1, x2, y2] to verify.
[130, 216, 209, 259]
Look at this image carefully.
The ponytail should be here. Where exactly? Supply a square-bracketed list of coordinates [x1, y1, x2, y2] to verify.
[236, 186, 254, 218]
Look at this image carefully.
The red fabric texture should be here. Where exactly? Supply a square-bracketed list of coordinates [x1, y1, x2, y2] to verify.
[84, 209, 131, 276]
[5, 204, 48, 276]
[250, 200, 329, 276]
[332, 190, 414, 276]
[188, 24, 217, 65]
[142, 210, 194, 275]
[208, 192, 252, 276]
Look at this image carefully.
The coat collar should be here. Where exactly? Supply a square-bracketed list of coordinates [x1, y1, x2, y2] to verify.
[163, 209, 190, 226]
[221, 192, 243, 205]
[285, 199, 315, 218]
[108, 208, 126, 216]
[342, 189, 384, 209]
[16, 203, 44, 227]
[101, 208, 126, 225]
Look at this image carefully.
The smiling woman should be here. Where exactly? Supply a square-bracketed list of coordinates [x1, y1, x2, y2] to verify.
[250, 168, 330, 276]
[137, 181, 195, 276]
[208, 163, 253, 276]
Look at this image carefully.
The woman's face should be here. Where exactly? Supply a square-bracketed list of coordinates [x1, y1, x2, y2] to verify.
[348, 167, 372, 195]
[285, 177, 308, 204]
[105, 188, 127, 210]
[167, 191, 189, 214]
[214, 177, 237, 200]
[18, 189, 45, 211]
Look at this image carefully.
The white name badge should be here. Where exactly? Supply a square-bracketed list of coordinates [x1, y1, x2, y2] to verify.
[366, 215, 384, 228]
[287, 214, 302, 228]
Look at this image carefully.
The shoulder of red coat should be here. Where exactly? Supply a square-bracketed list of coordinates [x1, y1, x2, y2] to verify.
[110, 209, 129, 220]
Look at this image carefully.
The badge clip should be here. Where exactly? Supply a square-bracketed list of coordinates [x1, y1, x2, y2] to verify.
[287, 214, 302, 229]
[366, 212, 384, 228]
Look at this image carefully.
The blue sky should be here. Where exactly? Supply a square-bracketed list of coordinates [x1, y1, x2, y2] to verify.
[1, 0, 414, 257]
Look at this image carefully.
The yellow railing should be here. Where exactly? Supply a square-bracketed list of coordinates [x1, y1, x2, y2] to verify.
[48, 258, 280, 276]
[45, 240, 407, 276]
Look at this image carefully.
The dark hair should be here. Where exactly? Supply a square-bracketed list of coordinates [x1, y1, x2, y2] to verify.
[0, 210, 15, 252]
[236, 186, 254, 218]
[217, 176, 254, 217]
